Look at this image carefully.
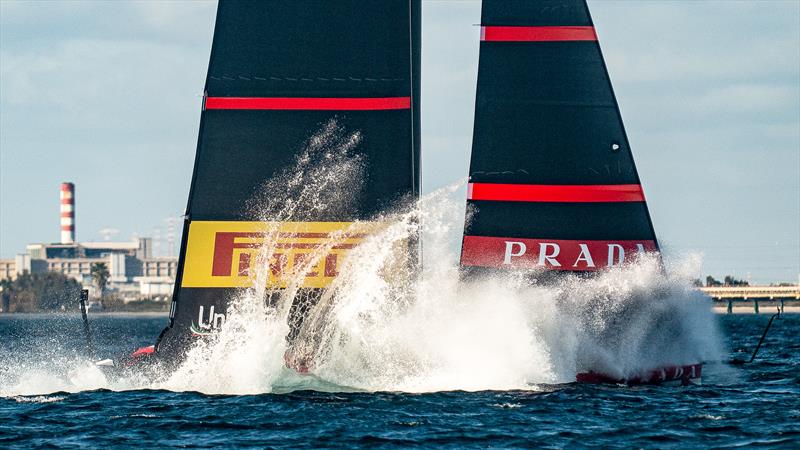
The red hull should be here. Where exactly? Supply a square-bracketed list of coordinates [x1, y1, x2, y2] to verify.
[576, 363, 702, 386]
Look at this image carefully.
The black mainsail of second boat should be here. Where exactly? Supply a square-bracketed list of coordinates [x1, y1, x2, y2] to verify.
[460, 0, 659, 273]
[459, 0, 702, 386]
[153, 0, 421, 359]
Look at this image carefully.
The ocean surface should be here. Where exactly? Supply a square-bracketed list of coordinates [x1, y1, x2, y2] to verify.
[0, 312, 798, 448]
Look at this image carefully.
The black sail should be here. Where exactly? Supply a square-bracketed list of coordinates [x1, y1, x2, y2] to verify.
[460, 0, 658, 273]
[157, 0, 421, 356]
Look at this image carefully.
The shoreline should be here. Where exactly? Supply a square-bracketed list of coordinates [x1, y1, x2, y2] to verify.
[0, 311, 170, 318]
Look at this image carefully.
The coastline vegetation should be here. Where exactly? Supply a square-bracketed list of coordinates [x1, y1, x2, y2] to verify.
[0, 271, 169, 313]
[694, 275, 751, 287]
[0, 271, 81, 312]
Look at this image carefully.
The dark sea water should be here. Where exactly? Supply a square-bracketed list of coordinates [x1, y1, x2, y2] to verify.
[1, 313, 798, 448]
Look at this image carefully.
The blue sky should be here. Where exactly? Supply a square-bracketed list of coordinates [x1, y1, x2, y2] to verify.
[1, 0, 798, 283]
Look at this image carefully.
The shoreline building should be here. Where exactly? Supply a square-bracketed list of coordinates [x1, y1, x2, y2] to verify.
[0, 182, 178, 301]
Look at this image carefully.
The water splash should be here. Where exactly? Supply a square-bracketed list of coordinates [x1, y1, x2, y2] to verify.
[0, 350, 112, 396]
[264, 186, 723, 392]
[0, 122, 724, 396]
[158, 180, 723, 393]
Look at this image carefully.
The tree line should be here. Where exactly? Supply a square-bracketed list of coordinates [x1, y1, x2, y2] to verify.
[692, 275, 750, 288]
[0, 262, 109, 313]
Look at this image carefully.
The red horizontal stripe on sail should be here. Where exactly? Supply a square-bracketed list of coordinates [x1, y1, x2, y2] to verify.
[61, 225, 75, 231]
[205, 97, 411, 111]
[481, 26, 597, 42]
[468, 183, 645, 203]
[460, 236, 657, 271]
[60, 199, 74, 205]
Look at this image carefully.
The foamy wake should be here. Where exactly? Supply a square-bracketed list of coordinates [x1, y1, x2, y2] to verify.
[0, 185, 723, 396]
[0, 124, 724, 396]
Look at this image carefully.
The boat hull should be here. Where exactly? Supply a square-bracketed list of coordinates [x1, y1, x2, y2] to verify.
[576, 363, 702, 386]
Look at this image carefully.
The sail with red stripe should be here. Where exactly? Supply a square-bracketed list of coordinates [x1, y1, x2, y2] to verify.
[460, 0, 659, 273]
[155, 0, 421, 357]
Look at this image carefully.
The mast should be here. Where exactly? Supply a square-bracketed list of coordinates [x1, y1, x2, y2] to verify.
[157, 0, 421, 356]
[460, 0, 659, 273]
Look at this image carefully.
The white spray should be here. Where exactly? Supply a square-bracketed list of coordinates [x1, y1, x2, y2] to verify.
[0, 121, 724, 396]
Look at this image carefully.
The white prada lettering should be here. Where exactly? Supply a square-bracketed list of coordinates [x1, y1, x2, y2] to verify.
[572, 243, 596, 268]
[503, 241, 527, 264]
[607, 244, 625, 266]
[538, 243, 561, 267]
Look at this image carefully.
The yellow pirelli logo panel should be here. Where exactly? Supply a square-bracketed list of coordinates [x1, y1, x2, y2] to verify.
[181, 221, 375, 288]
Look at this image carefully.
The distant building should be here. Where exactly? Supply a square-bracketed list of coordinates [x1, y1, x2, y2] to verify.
[0, 254, 47, 281]
[0, 182, 178, 301]
[0, 260, 12, 280]
[0, 240, 178, 300]
[26, 238, 152, 260]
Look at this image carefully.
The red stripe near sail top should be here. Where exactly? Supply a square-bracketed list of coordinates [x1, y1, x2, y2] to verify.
[468, 183, 645, 203]
[461, 236, 657, 271]
[481, 26, 597, 42]
[205, 97, 411, 111]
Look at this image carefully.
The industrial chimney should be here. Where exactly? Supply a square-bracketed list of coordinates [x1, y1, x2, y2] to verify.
[60, 182, 75, 244]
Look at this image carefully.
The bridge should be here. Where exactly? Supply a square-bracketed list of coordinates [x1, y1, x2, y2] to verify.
[699, 286, 800, 300]
[698, 286, 799, 314]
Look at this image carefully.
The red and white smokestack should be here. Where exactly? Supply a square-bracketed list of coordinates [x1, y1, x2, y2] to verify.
[60, 182, 75, 244]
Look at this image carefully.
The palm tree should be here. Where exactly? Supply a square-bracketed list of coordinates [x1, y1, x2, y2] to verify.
[90, 262, 110, 297]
